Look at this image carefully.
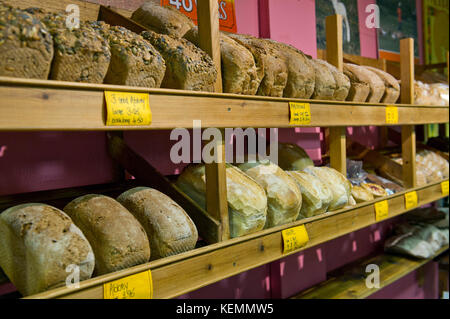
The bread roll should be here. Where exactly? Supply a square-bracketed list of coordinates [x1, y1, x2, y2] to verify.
[117, 187, 198, 260]
[0, 204, 95, 296]
[287, 171, 333, 218]
[276, 143, 314, 171]
[176, 164, 267, 238]
[351, 185, 374, 203]
[63, 195, 151, 275]
[365, 66, 400, 104]
[131, 1, 195, 38]
[0, 6, 54, 79]
[344, 64, 385, 103]
[314, 59, 351, 101]
[303, 166, 351, 211]
[238, 161, 302, 228]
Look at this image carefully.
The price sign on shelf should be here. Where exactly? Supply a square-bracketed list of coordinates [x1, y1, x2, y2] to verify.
[375, 200, 389, 221]
[104, 270, 153, 299]
[289, 102, 311, 125]
[386, 106, 399, 124]
[282, 225, 309, 254]
[105, 91, 152, 126]
[442, 181, 449, 196]
[404, 191, 418, 210]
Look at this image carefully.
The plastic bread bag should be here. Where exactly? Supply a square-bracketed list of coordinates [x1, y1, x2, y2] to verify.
[429, 83, 449, 106]
[384, 232, 435, 259]
[413, 224, 447, 253]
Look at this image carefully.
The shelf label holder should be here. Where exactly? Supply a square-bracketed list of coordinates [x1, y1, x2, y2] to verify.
[282, 225, 309, 254]
[375, 200, 389, 221]
[442, 181, 449, 196]
[105, 91, 152, 126]
[405, 191, 418, 210]
[103, 270, 153, 299]
[386, 106, 399, 124]
[289, 102, 311, 125]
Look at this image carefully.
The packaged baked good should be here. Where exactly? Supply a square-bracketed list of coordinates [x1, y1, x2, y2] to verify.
[238, 161, 302, 228]
[176, 164, 267, 238]
[0, 203, 95, 296]
[117, 187, 198, 260]
[64, 195, 151, 275]
[276, 143, 314, 171]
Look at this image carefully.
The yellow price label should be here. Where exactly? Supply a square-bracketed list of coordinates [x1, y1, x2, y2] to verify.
[386, 106, 399, 124]
[282, 225, 309, 254]
[104, 270, 153, 299]
[105, 91, 152, 126]
[289, 102, 311, 125]
[442, 181, 449, 196]
[375, 200, 389, 221]
[404, 191, 418, 210]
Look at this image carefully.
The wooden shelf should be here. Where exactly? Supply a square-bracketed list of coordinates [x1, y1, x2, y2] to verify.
[0, 77, 448, 131]
[292, 245, 449, 299]
[17, 180, 447, 299]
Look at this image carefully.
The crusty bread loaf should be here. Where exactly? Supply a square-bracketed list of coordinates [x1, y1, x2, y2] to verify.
[91, 22, 165, 88]
[131, 1, 195, 38]
[0, 204, 95, 296]
[309, 58, 337, 100]
[142, 30, 217, 91]
[276, 143, 314, 171]
[344, 64, 385, 103]
[351, 185, 374, 203]
[226, 33, 288, 97]
[117, 187, 198, 260]
[264, 39, 315, 99]
[314, 59, 351, 101]
[238, 161, 302, 228]
[63, 195, 151, 276]
[184, 28, 260, 95]
[303, 166, 351, 211]
[365, 66, 400, 104]
[0, 5, 54, 79]
[176, 164, 267, 238]
[287, 171, 333, 218]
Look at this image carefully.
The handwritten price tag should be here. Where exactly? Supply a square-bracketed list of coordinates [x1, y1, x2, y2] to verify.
[375, 200, 389, 221]
[405, 191, 418, 210]
[282, 225, 309, 254]
[442, 181, 449, 196]
[105, 91, 152, 126]
[289, 102, 311, 125]
[386, 106, 399, 124]
[104, 270, 153, 299]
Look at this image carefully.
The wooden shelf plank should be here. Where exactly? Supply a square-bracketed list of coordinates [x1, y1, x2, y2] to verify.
[20, 180, 448, 299]
[293, 246, 449, 299]
[0, 78, 448, 131]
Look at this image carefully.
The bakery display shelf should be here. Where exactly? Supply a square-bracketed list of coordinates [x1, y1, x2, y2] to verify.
[5, 179, 443, 299]
[292, 245, 449, 299]
[0, 76, 448, 132]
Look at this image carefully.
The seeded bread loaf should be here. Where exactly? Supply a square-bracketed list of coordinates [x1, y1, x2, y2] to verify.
[0, 203, 95, 296]
[0, 5, 53, 79]
[92, 22, 166, 88]
[131, 1, 194, 38]
[184, 27, 260, 95]
[344, 64, 385, 103]
[314, 59, 351, 101]
[117, 187, 198, 260]
[63, 195, 151, 276]
[227, 33, 288, 97]
[142, 30, 217, 91]
[276, 143, 314, 171]
[238, 161, 302, 228]
[365, 66, 400, 104]
[309, 58, 337, 100]
[176, 164, 267, 238]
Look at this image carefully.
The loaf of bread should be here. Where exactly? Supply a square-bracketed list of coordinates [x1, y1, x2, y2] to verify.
[131, 1, 195, 38]
[344, 64, 385, 103]
[63, 195, 151, 275]
[287, 171, 333, 218]
[227, 33, 288, 97]
[176, 164, 267, 238]
[314, 59, 351, 101]
[184, 28, 260, 95]
[117, 187, 198, 260]
[351, 185, 374, 203]
[264, 39, 315, 98]
[142, 30, 217, 91]
[91, 22, 165, 88]
[303, 166, 351, 211]
[238, 161, 302, 228]
[0, 204, 95, 296]
[0, 5, 54, 79]
[276, 143, 314, 171]
[309, 59, 336, 100]
[365, 66, 400, 104]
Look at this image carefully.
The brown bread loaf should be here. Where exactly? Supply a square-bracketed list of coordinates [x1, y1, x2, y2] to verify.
[276, 143, 314, 171]
[314, 59, 351, 101]
[365, 66, 400, 104]
[344, 64, 385, 103]
[309, 59, 337, 100]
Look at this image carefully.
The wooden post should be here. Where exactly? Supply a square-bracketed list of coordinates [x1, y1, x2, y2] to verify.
[326, 15, 346, 175]
[197, 0, 229, 241]
[400, 38, 416, 188]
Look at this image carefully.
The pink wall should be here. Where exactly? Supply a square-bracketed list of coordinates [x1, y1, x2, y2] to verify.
[235, 0, 260, 36]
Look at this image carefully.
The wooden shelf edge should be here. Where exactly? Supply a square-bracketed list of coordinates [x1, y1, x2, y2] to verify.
[21, 180, 448, 299]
